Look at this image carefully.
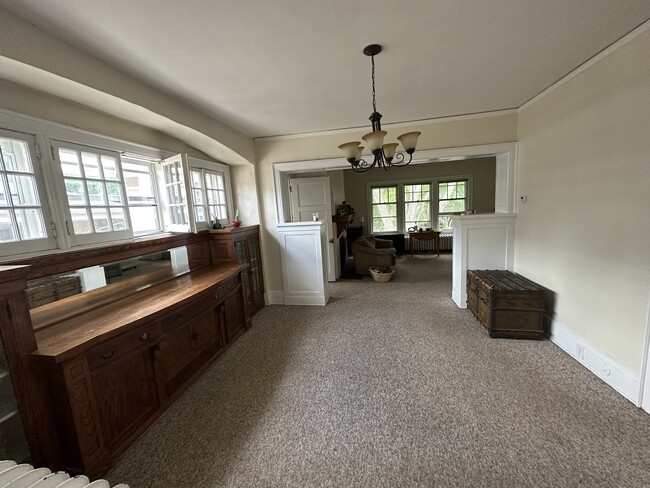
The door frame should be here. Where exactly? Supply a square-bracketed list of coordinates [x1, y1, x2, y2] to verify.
[272, 142, 517, 225]
[640, 289, 650, 412]
[288, 175, 338, 282]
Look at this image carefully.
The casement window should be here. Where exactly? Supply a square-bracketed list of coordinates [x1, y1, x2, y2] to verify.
[121, 157, 161, 235]
[437, 180, 467, 229]
[0, 130, 56, 255]
[404, 183, 431, 232]
[370, 185, 398, 233]
[190, 169, 229, 226]
[0, 111, 236, 259]
[51, 141, 131, 246]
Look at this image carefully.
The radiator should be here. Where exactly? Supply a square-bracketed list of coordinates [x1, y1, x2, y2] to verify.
[407, 233, 453, 253]
[439, 233, 453, 251]
[0, 460, 128, 487]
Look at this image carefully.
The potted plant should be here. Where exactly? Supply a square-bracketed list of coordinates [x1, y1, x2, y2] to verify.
[335, 201, 355, 224]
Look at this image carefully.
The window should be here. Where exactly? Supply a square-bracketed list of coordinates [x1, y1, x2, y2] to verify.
[404, 183, 431, 232]
[438, 180, 467, 229]
[371, 186, 397, 233]
[191, 169, 229, 226]
[52, 141, 131, 245]
[122, 158, 161, 235]
[368, 176, 471, 235]
[0, 130, 56, 255]
[188, 157, 232, 229]
[204, 170, 228, 223]
[0, 109, 236, 258]
[190, 169, 207, 224]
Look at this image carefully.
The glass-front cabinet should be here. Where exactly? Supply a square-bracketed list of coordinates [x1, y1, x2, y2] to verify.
[0, 337, 29, 463]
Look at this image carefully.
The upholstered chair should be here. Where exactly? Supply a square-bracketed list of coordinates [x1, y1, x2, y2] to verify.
[351, 236, 397, 275]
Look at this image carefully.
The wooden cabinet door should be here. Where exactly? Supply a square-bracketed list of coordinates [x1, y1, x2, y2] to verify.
[223, 291, 245, 343]
[91, 350, 159, 450]
[190, 309, 218, 352]
[156, 324, 195, 383]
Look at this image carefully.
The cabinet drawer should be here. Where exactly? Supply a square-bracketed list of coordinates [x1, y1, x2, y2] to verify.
[87, 322, 161, 370]
[160, 296, 213, 333]
[213, 275, 240, 301]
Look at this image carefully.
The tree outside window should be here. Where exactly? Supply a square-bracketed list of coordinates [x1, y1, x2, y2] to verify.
[438, 180, 467, 229]
[404, 183, 431, 231]
[371, 186, 397, 233]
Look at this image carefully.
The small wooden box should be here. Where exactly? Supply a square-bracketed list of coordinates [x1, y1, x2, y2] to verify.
[467, 270, 545, 340]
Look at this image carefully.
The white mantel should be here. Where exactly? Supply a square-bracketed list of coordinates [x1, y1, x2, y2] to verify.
[276, 221, 329, 306]
[451, 213, 517, 308]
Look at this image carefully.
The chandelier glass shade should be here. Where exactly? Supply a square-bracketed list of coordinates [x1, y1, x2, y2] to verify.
[338, 44, 421, 174]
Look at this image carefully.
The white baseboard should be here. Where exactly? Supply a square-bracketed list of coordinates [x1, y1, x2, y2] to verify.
[265, 291, 284, 305]
[283, 294, 328, 306]
[548, 319, 641, 405]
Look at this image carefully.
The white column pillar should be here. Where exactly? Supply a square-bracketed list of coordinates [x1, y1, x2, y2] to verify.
[277, 221, 329, 306]
[452, 213, 517, 308]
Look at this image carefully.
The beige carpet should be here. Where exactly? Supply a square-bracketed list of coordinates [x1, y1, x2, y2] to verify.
[107, 254, 650, 487]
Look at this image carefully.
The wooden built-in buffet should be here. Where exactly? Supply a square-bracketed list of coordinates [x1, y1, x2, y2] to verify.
[0, 225, 263, 478]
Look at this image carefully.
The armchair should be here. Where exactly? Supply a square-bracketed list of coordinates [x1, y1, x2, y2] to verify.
[351, 236, 397, 275]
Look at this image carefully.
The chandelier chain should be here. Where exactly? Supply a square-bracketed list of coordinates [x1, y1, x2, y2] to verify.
[371, 55, 377, 113]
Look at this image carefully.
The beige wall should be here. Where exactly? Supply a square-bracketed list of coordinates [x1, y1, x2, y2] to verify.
[342, 157, 496, 232]
[230, 165, 260, 225]
[256, 114, 517, 295]
[515, 29, 650, 372]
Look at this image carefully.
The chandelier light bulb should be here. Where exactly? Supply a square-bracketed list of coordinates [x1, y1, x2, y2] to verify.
[397, 131, 422, 154]
[362, 130, 387, 153]
[338, 141, 361, 163]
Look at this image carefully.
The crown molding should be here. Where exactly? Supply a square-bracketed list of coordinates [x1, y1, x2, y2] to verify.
[254, 109, 518, 143]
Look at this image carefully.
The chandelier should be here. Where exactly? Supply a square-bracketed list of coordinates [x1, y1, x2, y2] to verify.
[338, 44, 421, 174]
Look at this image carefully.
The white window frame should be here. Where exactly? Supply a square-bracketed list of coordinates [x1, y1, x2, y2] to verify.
[187, 156, 234, 230]
[367, 174, 473, 235]
[121, 154, 163, 237]
[0, 108, 236, 260]
[369, 184, 399, 235]
[50, 140, 132, 247]
[0, 128, 58, 256]
[404, 182, 432, 232]
[436, 177, 471, 230]
[157, 154, 196, 234]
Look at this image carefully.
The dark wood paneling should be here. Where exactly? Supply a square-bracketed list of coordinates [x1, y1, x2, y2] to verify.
[91, 350, 159, 450]
[209, 225, 264, 316]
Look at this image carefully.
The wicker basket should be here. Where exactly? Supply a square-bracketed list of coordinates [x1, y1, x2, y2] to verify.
[369, 267, 395, 283]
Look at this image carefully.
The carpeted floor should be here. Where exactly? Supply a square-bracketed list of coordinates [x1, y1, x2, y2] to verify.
[107, 254, 650, 488]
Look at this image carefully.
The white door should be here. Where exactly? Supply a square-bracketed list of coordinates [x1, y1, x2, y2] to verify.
[289, 176, 338, 282]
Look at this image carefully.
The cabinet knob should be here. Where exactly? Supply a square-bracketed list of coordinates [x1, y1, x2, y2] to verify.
[100, 350, 116, 360]
[140, 332, 150, 340]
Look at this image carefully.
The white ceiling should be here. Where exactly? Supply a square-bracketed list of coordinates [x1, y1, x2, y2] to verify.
[1, 0, 649, 139]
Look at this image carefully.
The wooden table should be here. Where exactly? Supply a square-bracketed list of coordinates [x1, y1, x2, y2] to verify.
[409, 230, 441, 257]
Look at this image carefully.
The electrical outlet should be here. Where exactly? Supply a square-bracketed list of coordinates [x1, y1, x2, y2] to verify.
[575, 343, 584, 360]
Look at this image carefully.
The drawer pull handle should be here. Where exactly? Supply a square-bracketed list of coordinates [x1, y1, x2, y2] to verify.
[100, 350, 116, 360]
[140, 332, 150, 340]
